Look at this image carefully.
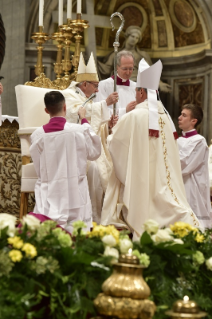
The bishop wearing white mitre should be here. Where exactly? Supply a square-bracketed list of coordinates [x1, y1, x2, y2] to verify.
[63, 52, 116, 223]
[101, 58, 200, 240]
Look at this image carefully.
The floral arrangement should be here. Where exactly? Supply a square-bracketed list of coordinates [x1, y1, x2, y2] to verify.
[137, 220, 212, 319]
[0, 214, 212, 319]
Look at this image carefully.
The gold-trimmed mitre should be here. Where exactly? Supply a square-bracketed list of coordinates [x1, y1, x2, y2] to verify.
[76, 52, 99, 83]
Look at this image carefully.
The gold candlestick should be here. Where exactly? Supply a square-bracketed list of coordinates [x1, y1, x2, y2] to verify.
[60, 20, 74, 81]
[70, 13, 89, 78]
[165, 296, 207, 319]
[51, 27, 65, 80]
[31, 26, 49, 76]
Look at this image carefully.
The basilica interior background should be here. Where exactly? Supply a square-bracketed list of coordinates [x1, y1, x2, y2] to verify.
[0, 0, 212, 216]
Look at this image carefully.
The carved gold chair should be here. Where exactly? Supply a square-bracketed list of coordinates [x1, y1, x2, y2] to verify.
[15, 85, 51, 218]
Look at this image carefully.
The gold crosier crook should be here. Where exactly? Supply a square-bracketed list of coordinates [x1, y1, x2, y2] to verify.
[110, 12, 125, 116]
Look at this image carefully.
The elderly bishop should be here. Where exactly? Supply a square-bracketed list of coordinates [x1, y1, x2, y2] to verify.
[101, 59, 200, 240]
[63, 52, 117, 223]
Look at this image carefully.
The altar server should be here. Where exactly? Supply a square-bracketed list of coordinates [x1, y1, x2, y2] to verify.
[101, 59, 200, 240]
[30, 91, 101, 233]
[63, 52, 117, 223]
[95, 51, 137, 117]
[178, 104, 212, 228]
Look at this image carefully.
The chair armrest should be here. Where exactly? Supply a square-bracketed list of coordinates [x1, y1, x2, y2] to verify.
[18, 127, 38, 135]
[18, 127, 38, 157]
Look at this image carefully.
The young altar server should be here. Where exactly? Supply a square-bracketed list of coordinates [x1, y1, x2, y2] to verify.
[178, 104, 212, 228]
[101, 59, 200, 240]
[30, 91, 101, 233]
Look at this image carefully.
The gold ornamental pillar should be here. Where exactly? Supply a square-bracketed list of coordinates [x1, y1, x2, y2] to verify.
[61, 20, 73, 81]
[51, 27, 65, 80]
[70, 13, 89, 79]
[31, 26, 49, 76]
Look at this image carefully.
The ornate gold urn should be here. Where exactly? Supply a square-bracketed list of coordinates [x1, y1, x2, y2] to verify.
[93, 253, 156, 319]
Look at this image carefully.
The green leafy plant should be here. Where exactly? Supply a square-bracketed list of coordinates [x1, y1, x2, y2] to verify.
[0, 215, 212, 319]
[0, 215, 112, 319]
[134, 220, 212, 319]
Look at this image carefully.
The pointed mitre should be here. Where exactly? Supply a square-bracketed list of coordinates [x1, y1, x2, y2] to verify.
[136, 59, 163, 137]
[136, 58, 162, 89]
[76, 52, 99, 83]
[136, 58, 177, 138]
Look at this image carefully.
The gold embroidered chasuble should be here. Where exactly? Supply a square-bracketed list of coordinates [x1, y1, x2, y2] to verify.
[101, 101, 199, 240]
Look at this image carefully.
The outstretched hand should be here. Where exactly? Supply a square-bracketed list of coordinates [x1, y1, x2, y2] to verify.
[106, 92, 119, 106]
[108, 114, 119, 133]
[126, 101, 137, 113]
[78, 107, 86, 120]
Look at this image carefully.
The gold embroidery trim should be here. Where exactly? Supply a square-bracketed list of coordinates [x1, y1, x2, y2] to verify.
[159, 117, 179, 204]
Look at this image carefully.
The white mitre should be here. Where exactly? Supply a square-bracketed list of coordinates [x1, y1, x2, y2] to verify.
[136, 58, 162, 137]
[76, 52, 99, 83]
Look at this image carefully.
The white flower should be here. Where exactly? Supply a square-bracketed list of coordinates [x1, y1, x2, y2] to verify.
[193, 251, 205, 265]
[22, 215, 41, 230]
[0, 213, 17, 236]
[152, 229, 174, 244]
[119, 238, 133, 254]
[143, 219, 159, 234]
[173, 238, 184, 245]
[104, 246, 119, 263]
[132, 250, 150, 267]
[102, 235, 116, 247]
[205, 257, 212, 271]
[91, 261, 110, 271]
[164, 227, 173, 235]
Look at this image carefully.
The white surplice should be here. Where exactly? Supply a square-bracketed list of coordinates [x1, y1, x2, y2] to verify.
[63, 82, 113, 223]
[30, 122, 101, 233]
[101, 101, 200, 240]
[95, 77, 136, 118]
[178, 134, 212, 228]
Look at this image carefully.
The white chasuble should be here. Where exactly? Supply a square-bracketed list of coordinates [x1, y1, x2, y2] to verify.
[63, 83, 113, 223]
[30, 122, 101, 233]
[101, 101, 200, 240]
[95, 77, 136, 118]
[178, 135, 212, 228]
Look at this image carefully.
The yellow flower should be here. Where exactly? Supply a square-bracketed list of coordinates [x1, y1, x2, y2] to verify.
[170, 222, 197, 238]
[22, 243, 37, 258]
[89, 224, 119, 244]
[195, 233, 205, 243]
[9, 249, 23, 262]
[8, 236, 24, 249]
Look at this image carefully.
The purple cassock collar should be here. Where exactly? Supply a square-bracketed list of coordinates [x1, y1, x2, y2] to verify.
[111, 75, 130, 86]
[43, 117, 66, 133]
[182, 130, 198, 138]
